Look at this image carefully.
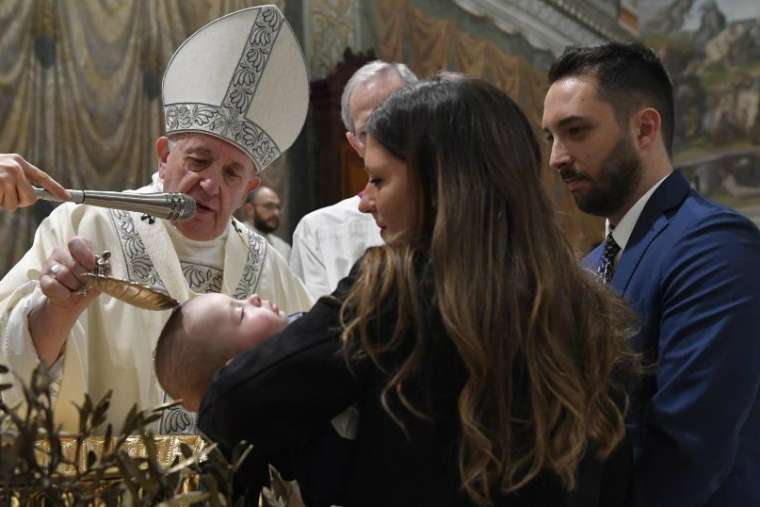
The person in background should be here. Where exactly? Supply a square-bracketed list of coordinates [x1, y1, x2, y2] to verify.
[242, 185, 291, 261]
[542, 42, 760, 507]
[289, 60, 417, 298]
[199, 75, 639, 507]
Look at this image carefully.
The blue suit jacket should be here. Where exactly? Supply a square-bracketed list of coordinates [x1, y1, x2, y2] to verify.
[583, 170, 760, 507]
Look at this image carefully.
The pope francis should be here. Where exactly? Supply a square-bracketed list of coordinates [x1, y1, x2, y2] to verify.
[0, 5, 313, 435]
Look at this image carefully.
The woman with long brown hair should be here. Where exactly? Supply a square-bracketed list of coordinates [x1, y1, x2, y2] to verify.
[198, 75, 638, 506]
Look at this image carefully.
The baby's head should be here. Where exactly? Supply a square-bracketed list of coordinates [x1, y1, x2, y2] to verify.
[154, 293, 288, 411]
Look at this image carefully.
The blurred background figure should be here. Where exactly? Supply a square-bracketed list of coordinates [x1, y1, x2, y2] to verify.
[243, 186, 292, 261]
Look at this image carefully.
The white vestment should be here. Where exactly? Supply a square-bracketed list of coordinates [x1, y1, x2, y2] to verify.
[289, 196, 383, 298]
[252, 227, 292, 262]
[0, 188, 313, 434]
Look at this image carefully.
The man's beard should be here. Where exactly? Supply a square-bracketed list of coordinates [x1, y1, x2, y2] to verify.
[254, 216, 278, 234]
[560, 135, 642, 218]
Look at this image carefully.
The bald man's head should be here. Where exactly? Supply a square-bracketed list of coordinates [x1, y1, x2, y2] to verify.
[244, 185, 282, 233]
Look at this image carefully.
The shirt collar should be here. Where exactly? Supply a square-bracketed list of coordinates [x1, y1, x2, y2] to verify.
[606, 173, 670, 254]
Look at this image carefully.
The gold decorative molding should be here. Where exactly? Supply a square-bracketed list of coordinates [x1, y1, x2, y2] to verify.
[307, 0, 358, 79]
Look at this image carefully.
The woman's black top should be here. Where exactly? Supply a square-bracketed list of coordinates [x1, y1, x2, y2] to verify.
[198, 270, 631, 507]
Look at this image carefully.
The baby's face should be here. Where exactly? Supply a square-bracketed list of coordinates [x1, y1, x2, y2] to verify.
[183, 293, 288, 354]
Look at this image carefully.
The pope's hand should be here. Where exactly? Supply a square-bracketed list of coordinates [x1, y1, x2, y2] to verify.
[0, 153, 69, 211]
[39, 237, 101, 311]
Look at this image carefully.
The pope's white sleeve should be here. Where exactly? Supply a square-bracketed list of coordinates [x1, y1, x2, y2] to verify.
[0, 283, 64, 408]
[0, 204, 80, 409]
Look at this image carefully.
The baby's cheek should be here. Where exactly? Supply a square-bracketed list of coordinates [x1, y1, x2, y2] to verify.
[246, 331, 270, 347]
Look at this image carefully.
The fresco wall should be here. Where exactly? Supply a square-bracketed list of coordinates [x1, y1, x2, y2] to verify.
[639, 0, 760, 222]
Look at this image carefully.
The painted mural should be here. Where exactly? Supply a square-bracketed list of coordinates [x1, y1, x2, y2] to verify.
[638, 0, 760, 221]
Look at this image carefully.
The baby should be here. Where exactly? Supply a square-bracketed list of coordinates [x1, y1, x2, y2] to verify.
[154, 293, 356, 507]
[154, 293, 290, 412]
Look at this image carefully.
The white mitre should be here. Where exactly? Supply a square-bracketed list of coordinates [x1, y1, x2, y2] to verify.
[162, 5, 308, 172]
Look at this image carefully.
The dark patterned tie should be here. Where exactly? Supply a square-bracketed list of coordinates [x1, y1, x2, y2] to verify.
[597, 232, 621, 284]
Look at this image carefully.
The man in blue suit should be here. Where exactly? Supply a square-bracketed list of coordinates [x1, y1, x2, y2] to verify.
[542, 42, 760, 507]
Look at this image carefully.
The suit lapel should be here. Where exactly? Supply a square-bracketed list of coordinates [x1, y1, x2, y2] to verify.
[583, 244, 603, 271]
[611, 171, 690, 293]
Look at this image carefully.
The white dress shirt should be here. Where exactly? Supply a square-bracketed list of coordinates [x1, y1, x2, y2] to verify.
[608, 173, 670, 262]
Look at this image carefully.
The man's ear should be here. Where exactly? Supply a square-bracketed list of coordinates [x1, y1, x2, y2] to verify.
[346, 131, 364, 158]
[634, 108, 662, 152]
[245, 175, 262, 195]
[156, 136, 171, 178]
[242, 202, 254, 221]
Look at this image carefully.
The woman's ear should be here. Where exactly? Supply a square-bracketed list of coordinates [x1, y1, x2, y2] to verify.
[346, 131, 365, 158]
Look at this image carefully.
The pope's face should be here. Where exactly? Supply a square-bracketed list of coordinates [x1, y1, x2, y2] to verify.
[157, 133, 259, 240]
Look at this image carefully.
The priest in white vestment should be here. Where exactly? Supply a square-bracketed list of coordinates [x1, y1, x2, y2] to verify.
[290, 61, 416, 297]
[290, 194, 382, 297]
[0, 5, 312, 434]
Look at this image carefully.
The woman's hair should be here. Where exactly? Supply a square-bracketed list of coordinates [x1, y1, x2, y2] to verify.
[339, 75, 638, 505]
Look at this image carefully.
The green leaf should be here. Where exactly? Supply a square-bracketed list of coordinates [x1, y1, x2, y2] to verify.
[151, 399, 183, 413]
[120, 404, 139, 435]
[143, 434, 157, 462]
[91, 392, 112, 428]
[232, 442, 253, 471]
[102, 423, 113, 455]
[156, 491, 211, 506]
[165, 454, 203, 475]
[82, 394, 93, 419]
[86, 450, 97, 469]
[0, 369, 242, 505]
[142, 412, 162, 426]
[30, 363, 51, 396]
[179, 443, 193, 459]
[204, 474, 222, 507]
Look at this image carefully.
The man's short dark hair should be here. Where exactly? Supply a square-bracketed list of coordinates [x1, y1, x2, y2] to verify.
[548, 42, 675, 155]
